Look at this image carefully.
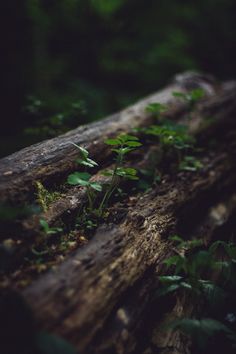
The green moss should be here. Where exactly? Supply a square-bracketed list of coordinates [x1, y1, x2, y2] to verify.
[34, 181, 61, 212]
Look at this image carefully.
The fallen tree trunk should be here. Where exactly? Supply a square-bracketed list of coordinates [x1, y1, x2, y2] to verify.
[22, 149, 236, 353]
[0, 72, 217, 204]
[1, 72, 236, 354]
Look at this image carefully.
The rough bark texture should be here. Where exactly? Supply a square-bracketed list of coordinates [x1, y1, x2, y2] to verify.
[1, 72, 236, 354]
[22, 151, 236, 353]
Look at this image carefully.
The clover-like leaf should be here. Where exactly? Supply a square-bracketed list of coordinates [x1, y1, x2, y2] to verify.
[67, 172, 91, 186]
[90, 182, 102, 192]
[118, 134, 139, 142]
[104, 138, 121, 145]
[116, 167, 139, 180]
[124, 141, 142, 147]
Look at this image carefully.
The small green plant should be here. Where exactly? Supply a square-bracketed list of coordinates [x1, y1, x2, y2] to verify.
[179, 155, 203, 172]
[67, 143, 102, 210]
[143, 100, 203, 173]
[158, 235, 206, 296]
[98, 134, 141, 215]
[158, 235, 236, 351]
[169, 318, 236, 351]
[71, 142, 98, 168]
[68, 171, 102, 210]
[67, 135, 141, 227]
[67, 144, 102, 228]
[165, 237, 236, 295]
[145, 102, 167, 120]
[172, 88, 205, 112]
[159, 235, 221, 295]
[144, 122, 194, 151]
[40, 219, 63, 235]
[75, 210, 99, 231]
[30, 219, 63, 259]
[142, 120, 198, 171]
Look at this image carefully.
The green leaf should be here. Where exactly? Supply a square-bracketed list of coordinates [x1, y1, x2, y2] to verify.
[169, 235, 184, 244]
[119, 147, 133, 155]
[172, 91, 187, 100]
[76, 158, 98, 168]
[104, 138, 121, 145]
[67, 172, 91, 186]
[145, 102, 167, 115]
[172, 89, 204, 106]
[90, 182, 102, 192]
[101, 170, 113, 177]
[40, 219, 49, 232]
[190, 88, 205, 102]
[125, 141, 142, 147]
[39, 219, 62, 235]
[46, 227, 63, 235]
[163, 255, 183, 269]
[159, 275, 183, 283]
[117, 167, 137, 175]
[112, 147, 133, 156]
[187, 238, 204, 249]
[199, 280, 227, 308]
[76, 159, 93, 167]
[179, 156, 203, 172]
[116, 167, 139, 180]
[180, 281, 192, 290]
[70, 143, 89, 158]
[86, 158, 98, 167]
[118, 134, 139, 142]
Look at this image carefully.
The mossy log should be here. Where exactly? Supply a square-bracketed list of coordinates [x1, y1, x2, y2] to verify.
[1, 72, 236, 354]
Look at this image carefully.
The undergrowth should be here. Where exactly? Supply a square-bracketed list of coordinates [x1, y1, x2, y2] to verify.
[158, 235, 236, 353]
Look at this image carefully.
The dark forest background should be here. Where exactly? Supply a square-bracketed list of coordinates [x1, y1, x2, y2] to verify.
[1, 0, 236, 157]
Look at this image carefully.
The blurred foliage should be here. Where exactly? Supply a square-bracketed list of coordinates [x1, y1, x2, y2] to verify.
[1, 0, 236, 156]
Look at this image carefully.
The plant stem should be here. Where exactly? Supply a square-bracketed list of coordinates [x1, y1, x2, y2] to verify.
[98, 149, 123, 216]
[87, 186, 94, 211]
